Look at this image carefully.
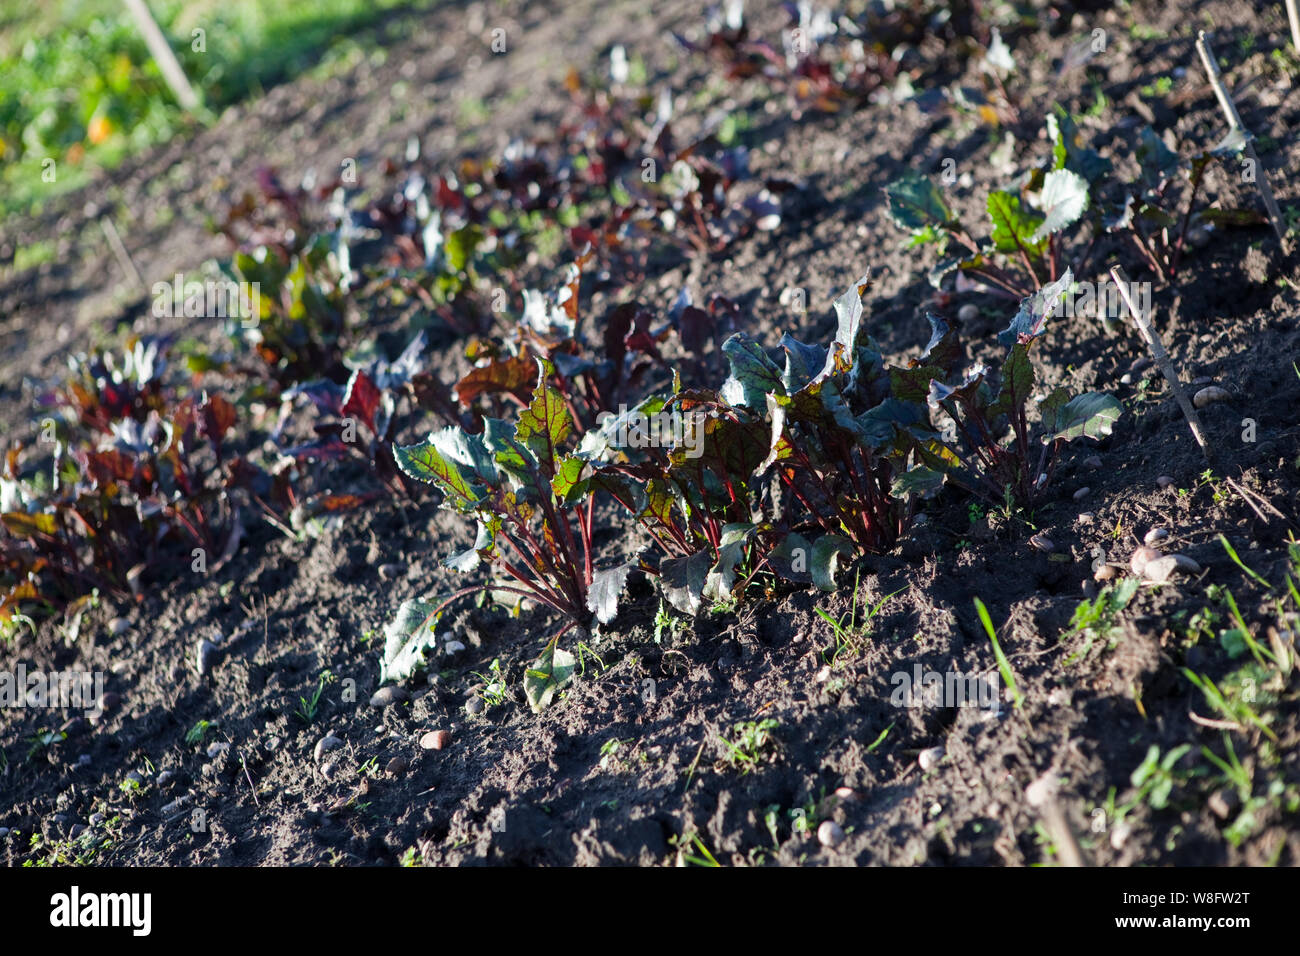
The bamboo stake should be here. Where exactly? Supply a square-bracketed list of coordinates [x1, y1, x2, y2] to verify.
[1195, 31, 1285, 242]
[1287, 0, 1300, 55]
[1110, 266, 1212, 463]
[98, 216, 147, 293]
[122, 0, 200, 112]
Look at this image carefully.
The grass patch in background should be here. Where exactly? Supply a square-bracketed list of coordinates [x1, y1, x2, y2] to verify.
[0, 0, 430, 219]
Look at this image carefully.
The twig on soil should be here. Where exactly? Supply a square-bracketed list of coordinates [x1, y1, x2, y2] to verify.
[1223, 475, 1294, 529]
[1188, 711, 1244, 733]
[98, 216, 147, 294]
[1110, 266, 1213, 464]
[239, 748, 262, 807]
[1194, 31, 1286, 244]
[1025, 771, 1091, 867]
[1288, 0, 1300, 54]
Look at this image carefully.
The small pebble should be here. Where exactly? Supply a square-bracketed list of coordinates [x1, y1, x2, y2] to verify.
[420, 730, 452, 751]
[108, 617, 131, 636]
[1143, 528, 1170, 546]
[1208, 789, 1239, 820]
[442, 639, 467, 655]
[125, 771, 144, 786]
[386, 756, 409, 777]
[466, 697, 485, 716]
[1094, 564, 1118, 582]
[1028, 534, 1054, 553]
[1130, 546, 1159, 576]
[1083, 456, 1102, 469]
[1110, 822, 1132, 850]
[817, 820, 846, 848]
[918, 746, 945, 771]
[834, 786, 859, 803]
[196, 639, 220, 676]
[957, 303, 979, 323]
[1193, 385, 1230, 409]
[156, 770, 175, 787]
[369, 686, 409, 708]
[206, 742, 230, 759]
[1155, 475, 1176, 489]
[313, 735, 344, 763]
[320, 762, 336, 780]
[1072, 487, 1090, 501]
[69, 824, 86, 838]
[378, 563, 406, 581]
[814, 665, 832, 683]
[0, 828, 9, 838]
[1142, 555, 1184, 583]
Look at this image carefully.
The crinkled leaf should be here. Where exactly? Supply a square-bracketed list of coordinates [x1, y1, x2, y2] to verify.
[779, 334, 828, 393]
[1137, 126, 1179, 191]
[379, 599, 440, 684]
[720, 334, 783, 409]
[454, 353, 537, 407]
[587, 562, 634, 625]
[1043, 392, 1123, 442]
[768, 532, 813, 583]
[811, 534, 854, 591]
[1030, 169, 1089, 242]
[891, 466, 947, 499]
[394, 427, 496, 509]
[660, 549, 711, 615]
[515, 359, 572, 473]
[998, 268, 1073, 347]
[551, 454, 589, 506]
[884, 171, 953, 232]
[523, 641, 577, 713]
[704, 523, 755, 601]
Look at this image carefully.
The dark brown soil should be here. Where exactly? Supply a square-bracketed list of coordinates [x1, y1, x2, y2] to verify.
[2, 0, 1299, 867]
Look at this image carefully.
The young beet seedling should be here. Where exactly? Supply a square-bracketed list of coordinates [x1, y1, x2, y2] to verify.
[890, 271, 1123, 506]
[393, 357, 632, 636]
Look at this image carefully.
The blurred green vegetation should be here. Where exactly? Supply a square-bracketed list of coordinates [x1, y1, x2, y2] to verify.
[0, 0, 430, 219]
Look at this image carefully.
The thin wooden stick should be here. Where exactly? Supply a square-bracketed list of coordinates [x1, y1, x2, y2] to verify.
[98, 216, 147, 293]
[122, 0, 201, 112]
[1287, 0, 1300, 55]
[1025, 772, 1091, 867]
[1195, 31, 1285, 242]
[1110, 266, 1212, 463]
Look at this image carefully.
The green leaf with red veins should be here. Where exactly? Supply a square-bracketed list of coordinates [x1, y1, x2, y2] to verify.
[515, 360, 571, 475]
[394, 427, 495, 510]
[989, 344, 1035, 421]
[988, 190, 1046, 258]
[551, 455, 589, 506]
